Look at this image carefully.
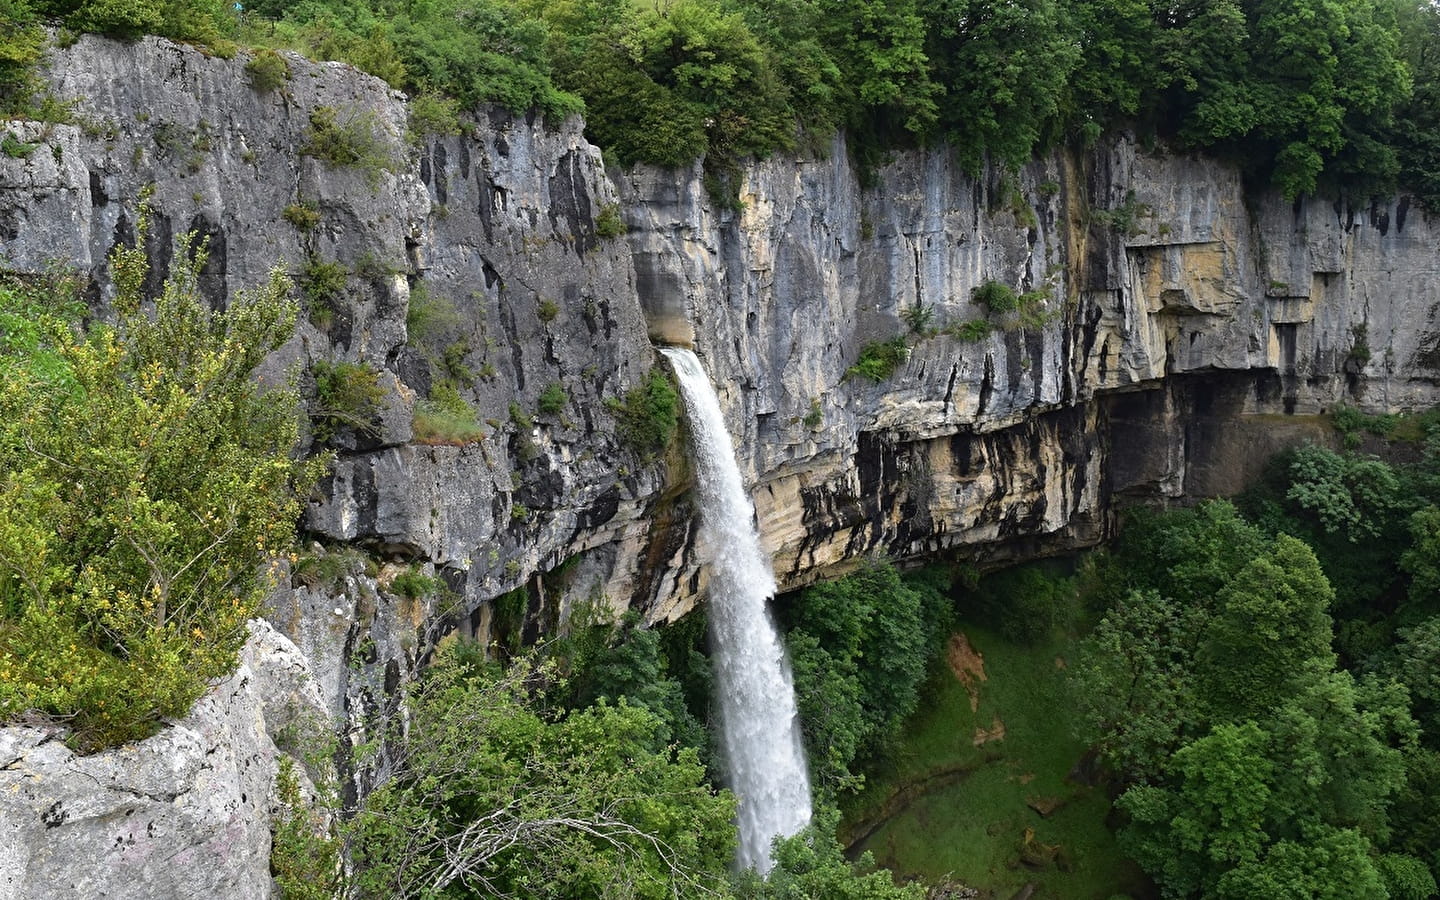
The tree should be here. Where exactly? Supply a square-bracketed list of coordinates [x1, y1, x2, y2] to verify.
[1117, 722, 1276, 899]
[0, 206, 320, 750]
[348, 645, 737, 899]
[1195, 534, 1336, 721]
[781, 562, 949, 797]
[734, 805, 924, 899]
[923, 0, 1080, 173]
[1071, 588, 1199, 780]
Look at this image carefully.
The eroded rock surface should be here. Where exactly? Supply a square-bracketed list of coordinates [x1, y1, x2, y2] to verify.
[0, 622, 323, 900]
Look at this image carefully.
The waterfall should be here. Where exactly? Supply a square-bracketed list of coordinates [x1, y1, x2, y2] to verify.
[659, 347, 813, 874]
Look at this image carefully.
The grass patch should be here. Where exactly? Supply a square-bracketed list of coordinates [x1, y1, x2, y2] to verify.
[413, 383, 484, 445]
[1331, 404, 1440, 448]
[843, 623, 1149, 899]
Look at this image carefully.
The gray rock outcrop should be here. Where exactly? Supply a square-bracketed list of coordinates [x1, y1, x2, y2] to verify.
[0, 621, 324, 900]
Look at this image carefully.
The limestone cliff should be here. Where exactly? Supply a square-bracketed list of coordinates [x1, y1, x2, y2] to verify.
[0, 622, 325, 900]
[3, 36, 1440, 889]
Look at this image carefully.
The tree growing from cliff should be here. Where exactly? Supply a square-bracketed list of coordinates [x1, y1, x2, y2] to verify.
[0, 204, 322, 750]
[348, 643, 737, 899]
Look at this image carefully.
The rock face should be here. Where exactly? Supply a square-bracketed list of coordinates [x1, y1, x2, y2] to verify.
[0, 622, 324, 900]
[4, 33, 1440, 738]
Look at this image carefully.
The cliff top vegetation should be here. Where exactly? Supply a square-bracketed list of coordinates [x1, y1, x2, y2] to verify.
[1, 0, 1438, 205]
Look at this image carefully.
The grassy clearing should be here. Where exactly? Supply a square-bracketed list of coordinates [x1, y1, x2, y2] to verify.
[842, 623, 1150, 899]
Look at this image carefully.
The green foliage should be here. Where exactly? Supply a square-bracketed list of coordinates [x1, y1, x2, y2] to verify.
[536, 297, 559, 323]
[1076, 500, 1422, 897]
[972, 280, 1018, 313]
[1194, 534, 1336, 720]
[964, 562, 1077, 645]
[299, 254, 347, 328]
[299, 105, 396, 185]
[389, 566, 441, 599]
[244, 48, 289, 92]
[901, 304, 934, 335]
[594, 202, 624, 239]
[405, 90, 460, 141]
[924, 0, 1079, 174]
[782, 563, 953, 799]
[537, 381, 567, 415]
[413, 382, 484, 445]
[1377, 853, 1439, 900]
[310, 360, 385, 443]
[0, 214, 319, 751]
[1, 132, 36, 159]
[557, 611, 708, 754]
[846, 336, 908, 382]
[281, 201, 320, 231]
[0, 1, 46, 119]
[1285, 445, 1406, 540]
[607, 368, 678, 460]
[1394, 0, 1440, 209]
[803, 398, 822, 429]
[1070, 588, 1199, 780]
[735, 806, 924, 899]
[950, 318, 992, 342]
[347, 645, 737, 898]
[508, 400, 533, 431]
[269, 756, 341, 900]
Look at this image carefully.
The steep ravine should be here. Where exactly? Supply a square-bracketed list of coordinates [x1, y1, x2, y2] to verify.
[2, 35, 1439, 896]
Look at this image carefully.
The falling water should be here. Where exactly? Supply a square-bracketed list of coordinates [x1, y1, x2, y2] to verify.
[659, 347, 812, 874]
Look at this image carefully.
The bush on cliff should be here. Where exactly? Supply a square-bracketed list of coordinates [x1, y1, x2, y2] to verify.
[0, 203, 321, 751]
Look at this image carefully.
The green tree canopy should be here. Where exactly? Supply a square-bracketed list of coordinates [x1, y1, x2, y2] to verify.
[0, 210, 320, 750]
[348, 644, 737, 899]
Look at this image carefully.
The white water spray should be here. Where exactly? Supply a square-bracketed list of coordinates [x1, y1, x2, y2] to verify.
[659, 347, 812, 874]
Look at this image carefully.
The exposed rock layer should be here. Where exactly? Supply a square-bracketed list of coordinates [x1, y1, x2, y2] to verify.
[0, 622, 324, 900]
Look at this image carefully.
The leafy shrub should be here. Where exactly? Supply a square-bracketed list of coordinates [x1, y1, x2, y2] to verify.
[300, 105, 396, 186]
[537, 297, 559, 323]
[311, 360, 386, 442]
[1, 132, 36, 159]
[282, 201, 320, 231]
[412, 382, 484, 445]
[245, 48, 289, 92]
[803, 399, 823, 429]
[972, 280, 1019, 313]
[270, 757, 341, 900]
[299, 255, 346, 328]
[346, 646, 735, 898]
[606, 368, 678, 459]
[846, 336, 908, 382]
[537, 381, 567, 415]
[594, 203, 625, 238]
[0, 5, 45, 119]
[952, 318, 993, 342]
[508, 401, 533, 431]
[406, 90, 460, 140]
[389, 566, 441, 599]
[902, 304, 934, 335]
[0, 207, 319, 751]
[405, 282, 464, 348]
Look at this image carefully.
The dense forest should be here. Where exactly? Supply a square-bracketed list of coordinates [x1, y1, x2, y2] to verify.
[2, 0, 1440, 203]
